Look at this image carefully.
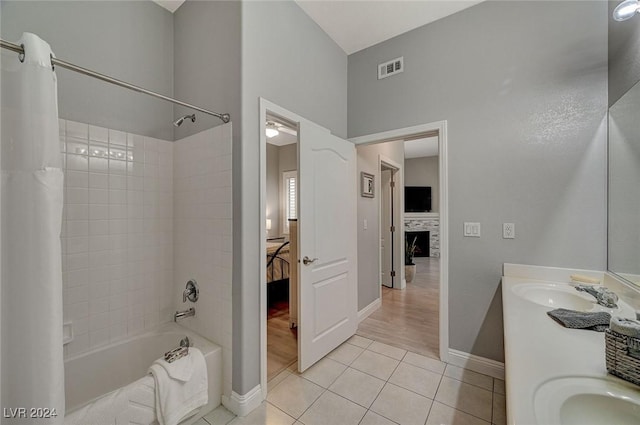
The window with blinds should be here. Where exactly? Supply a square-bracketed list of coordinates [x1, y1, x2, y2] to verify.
[282, 170, 297, 234]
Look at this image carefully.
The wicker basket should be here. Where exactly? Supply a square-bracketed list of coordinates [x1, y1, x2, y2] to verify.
[605, 328, 640, 386]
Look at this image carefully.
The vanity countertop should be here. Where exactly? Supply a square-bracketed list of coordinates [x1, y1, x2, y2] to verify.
[502, 263, 640, 425]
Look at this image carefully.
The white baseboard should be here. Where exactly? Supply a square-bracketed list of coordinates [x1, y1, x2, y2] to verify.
[447, 349, 505, 380]
[358, 298, 381, 323]
[221, 384, 263, 417]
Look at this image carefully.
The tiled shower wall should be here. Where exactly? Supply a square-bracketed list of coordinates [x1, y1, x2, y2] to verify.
[61, 119, 174, 357]
[60, 120, 233, 398]
[173, 124, 233, 397]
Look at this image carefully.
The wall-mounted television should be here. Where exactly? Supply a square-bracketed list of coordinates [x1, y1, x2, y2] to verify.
[405, 186, 432, 212]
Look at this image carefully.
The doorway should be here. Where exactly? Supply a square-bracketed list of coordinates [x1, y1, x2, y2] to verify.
[259, 99, 359, 397]
[265, 113, 299, 382]
[352, 121, 449, 362]
[379, 160, 402, 289]
[380, 164, 398, 288]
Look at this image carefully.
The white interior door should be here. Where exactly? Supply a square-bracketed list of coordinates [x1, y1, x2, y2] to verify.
[298, 120, 357, 372]
[381, 169, 393, 288]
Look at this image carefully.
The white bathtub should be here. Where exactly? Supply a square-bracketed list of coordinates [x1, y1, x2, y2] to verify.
[64, 323, 222, 425]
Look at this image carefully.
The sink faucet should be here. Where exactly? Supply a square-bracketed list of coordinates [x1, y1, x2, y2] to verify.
[574, 285, 619, 309]
[174, 307, 195, 322]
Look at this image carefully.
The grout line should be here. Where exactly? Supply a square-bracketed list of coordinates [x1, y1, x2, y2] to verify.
[423, 367, 446, 424]
[294, 387, 327, 421]
[360, 341, 409, 362]
[265, 401, 297, 422]
[489, 382, 496, 423]
[433, 394, 494, 424]
[298, 358, 349, 389]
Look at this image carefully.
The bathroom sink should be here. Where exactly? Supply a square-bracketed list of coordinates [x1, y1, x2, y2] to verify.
[511, 283, 595, 310]
[534, 376, 640, 425]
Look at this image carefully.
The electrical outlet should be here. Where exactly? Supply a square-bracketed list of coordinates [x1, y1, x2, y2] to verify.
[364, 219, 368, 230]
[503, 223, 515, 239]
[464, 222, 481, 237]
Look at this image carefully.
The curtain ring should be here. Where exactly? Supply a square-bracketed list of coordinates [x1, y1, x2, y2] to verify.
[50, 53, 55, 71]
[18, 44, 25, 63]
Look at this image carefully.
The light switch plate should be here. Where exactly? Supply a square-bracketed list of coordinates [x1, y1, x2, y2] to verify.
[464, 222, 481, 237]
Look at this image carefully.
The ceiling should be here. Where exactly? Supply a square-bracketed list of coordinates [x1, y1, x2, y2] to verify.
[153, 1, 484, 55]
[267, 131, 298, 147]
[152, 0, 185, 13]
[295, 0, 485, 54]
[404, 137, 438, 159]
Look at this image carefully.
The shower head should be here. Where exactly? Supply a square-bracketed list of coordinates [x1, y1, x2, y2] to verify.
[173, 114, 196, 127]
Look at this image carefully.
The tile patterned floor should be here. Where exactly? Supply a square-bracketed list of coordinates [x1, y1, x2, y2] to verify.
[199, 336, 506, 425]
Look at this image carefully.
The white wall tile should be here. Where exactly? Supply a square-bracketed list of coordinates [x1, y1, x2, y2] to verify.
[173, 125, 233, 398]
[62, 120, 174, 359]
[89, 328, 110, 348]
[67, 121, 88, 140]
[61, 121, 231, 393]
[89, 125, 108, 143]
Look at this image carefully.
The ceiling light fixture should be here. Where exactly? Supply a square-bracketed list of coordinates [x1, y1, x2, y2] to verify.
[265, 121, 279, 138]
[614, 0, 640, 21]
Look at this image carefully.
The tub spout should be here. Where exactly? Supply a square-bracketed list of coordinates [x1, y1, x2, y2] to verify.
[174, 307, 195, 322]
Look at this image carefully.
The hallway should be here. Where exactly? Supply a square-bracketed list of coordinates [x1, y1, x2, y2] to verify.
[357, 257, 439, 360]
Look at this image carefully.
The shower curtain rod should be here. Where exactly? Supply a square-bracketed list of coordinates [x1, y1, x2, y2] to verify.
[0, 38, 231, 123]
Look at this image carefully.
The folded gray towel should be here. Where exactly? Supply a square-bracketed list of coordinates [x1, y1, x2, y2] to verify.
[547, 308, 611, 332]
[610, 316, 640, 339]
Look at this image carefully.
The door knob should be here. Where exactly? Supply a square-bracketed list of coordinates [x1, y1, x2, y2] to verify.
[303, 256, 318, 265]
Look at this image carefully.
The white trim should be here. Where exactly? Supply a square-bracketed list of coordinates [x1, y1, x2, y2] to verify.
[350, 120, 449, 363]
[259, 100, 268, 400]
[447, 349, 505, 380]
[438, 120, 449, 362]
[350, 122, 440, 146]
[221, 385, 264, 417]
[405, 212, 439, 220]
[259, 99, 308, 403]
[378, 155, 403, 291]
[358, 298, 381, 323]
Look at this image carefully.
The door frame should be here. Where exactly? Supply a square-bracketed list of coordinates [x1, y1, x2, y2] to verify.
[259, 98, 304, 400]
[350, 120, 450, 362]
[378, 156, 402, 293]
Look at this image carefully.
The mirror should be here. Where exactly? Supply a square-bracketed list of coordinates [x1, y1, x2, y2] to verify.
[608, 79, 640, 286]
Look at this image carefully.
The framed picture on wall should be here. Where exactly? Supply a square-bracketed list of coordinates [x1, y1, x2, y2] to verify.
[361, 172, 374, 198]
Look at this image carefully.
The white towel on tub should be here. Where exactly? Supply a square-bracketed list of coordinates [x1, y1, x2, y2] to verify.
[149, 347, 208, 425]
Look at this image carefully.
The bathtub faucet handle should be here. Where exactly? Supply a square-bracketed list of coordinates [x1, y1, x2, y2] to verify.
[183, 279, 199, 303]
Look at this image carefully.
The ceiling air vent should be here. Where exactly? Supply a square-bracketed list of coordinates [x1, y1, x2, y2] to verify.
[378, 56, 404, 80]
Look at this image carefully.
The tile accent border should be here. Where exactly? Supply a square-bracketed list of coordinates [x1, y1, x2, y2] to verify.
[447, 348, 505, 380]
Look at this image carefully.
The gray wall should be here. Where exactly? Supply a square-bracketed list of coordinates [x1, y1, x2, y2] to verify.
[0, 1, 175, 140]
[608, 0, 640, 106]
[279, 144, 297, 174]
[234, 0, 347, 394]
[278, 144, 297, 236]
[348, 1, 608, 362]
[173, 0, 241, 140]
[266, 144, 281, 238]
[356, 141, 404, 310]
[405, 156, 439, 212]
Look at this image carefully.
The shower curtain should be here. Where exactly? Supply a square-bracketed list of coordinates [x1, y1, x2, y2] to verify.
[1, 33, 65, 423]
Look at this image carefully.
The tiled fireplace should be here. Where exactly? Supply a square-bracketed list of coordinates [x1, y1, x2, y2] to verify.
[405, 213, 440, 258]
